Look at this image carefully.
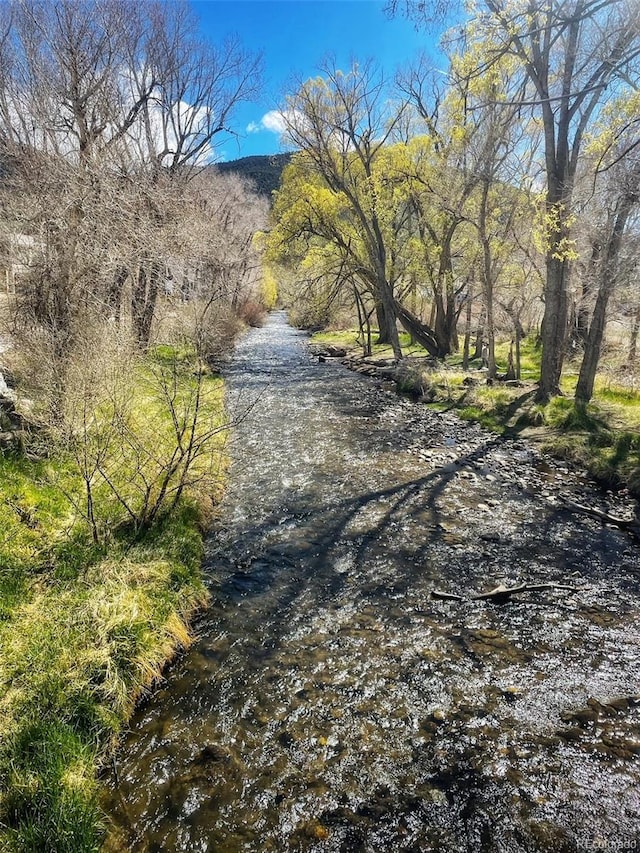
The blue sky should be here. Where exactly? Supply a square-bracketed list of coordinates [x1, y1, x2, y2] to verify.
[191, 0, 438, 161]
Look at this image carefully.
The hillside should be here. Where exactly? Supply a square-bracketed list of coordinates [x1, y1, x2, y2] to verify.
[216, 152, 292, 199]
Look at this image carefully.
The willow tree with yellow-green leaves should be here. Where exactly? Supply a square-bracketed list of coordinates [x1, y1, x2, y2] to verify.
[446, 44, 541, 378]
[270, 60, 459, 360]
[398, 49, 541, 367]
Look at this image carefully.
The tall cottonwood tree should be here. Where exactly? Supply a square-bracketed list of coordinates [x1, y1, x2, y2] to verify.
[274, 61, 486, 358]
[373, 50, 537, 361]
[486, 0, 640, 399]
[270, 60, 541, 361]
[395, 0, 640, 399]
[447, 50, 538, 379]
[574, 95, 640, 403]
[574, 163, 640, 403]
[396, 91, 480, 357]
[267, 134, 456, 357]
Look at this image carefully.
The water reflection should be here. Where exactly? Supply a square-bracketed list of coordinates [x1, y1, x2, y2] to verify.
[103, 312, 640, 853]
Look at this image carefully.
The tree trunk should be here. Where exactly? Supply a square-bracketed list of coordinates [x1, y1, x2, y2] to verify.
[429, 233, 459, 357]
[354, 285, 372, 357]
[485, 287, 496, 379]
[376, 277, 402, 358]
[628, 304, 640, 364]
[433, 289, 457, 357]
[478, 179, 496, 379]
[132, 259, 161, 348]
[505, 341, 516, 380]
[108, 267, 128, 323]
[502, 301, 524, 379]
[447, 273, 459, 352]
[575, 195, 635, 404]
[428, 299, 436, 329]
[394, 299, 439, 356]
[375, 301, 390, 344]
[462, 277, 474, 370]
[573, 240, 602, 347]
[536, 253, 569, 401]
[408, 275, 418, 345]
[473, 309, 485, 360]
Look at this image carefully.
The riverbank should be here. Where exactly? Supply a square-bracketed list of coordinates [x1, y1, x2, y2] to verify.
[310, 331, 640, 501]
[0, 355, 227, 851]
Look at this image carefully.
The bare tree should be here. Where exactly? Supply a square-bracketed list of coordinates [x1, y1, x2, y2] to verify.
[575, 154, 640, 403]
[0, 0, 264, 349]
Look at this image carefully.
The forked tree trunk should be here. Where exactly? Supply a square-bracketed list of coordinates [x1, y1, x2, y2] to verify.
[394, 300, 439, 356]
[132, 259, 161, 348]
[432, 287, 458, 357]
[354, 285, 372, 357]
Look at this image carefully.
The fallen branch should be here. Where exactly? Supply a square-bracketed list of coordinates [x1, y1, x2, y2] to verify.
[431, 581, 577, 603]
[471, 582, 576, 601]
[432, 589, 465, 601]
[471, 582, 527, 600]
[557, 496, 640, 536]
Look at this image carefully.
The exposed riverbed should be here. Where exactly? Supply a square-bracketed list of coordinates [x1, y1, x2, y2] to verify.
[103, 312, 640, 852]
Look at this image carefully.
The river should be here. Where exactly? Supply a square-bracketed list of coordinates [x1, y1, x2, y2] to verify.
[102, 311, 640, 853]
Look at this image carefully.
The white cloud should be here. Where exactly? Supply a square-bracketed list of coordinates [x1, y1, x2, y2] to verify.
[245, 110, 293, 135]
[245, 110, 309, 143]
[261, 110, 287, 134]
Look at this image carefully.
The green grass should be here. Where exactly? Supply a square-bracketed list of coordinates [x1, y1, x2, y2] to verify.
[312, 328, 545, 376]
[311, 328, 426, 358]
[0, 350, 226, 852]
[457, 388, 521, 434]
[537, 397, 640, 491]
[599, 386, 640, 406]
[493, 337, 542, 381]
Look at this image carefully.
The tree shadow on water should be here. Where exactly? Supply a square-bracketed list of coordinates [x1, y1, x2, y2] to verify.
[206, 433, 506, 646]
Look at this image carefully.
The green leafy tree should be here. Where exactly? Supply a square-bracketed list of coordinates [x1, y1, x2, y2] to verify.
[275, 60, 410, 358]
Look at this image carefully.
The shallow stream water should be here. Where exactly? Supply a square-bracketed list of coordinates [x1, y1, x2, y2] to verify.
[103, 312, 640, 852]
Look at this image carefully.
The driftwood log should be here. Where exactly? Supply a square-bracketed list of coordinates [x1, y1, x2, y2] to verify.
[432, 582, 577, 603]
